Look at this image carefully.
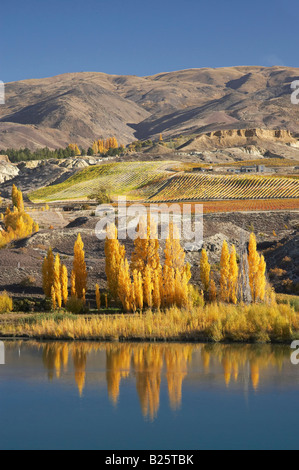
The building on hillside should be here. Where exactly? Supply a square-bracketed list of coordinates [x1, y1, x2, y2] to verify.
[240, 165, 266, 174]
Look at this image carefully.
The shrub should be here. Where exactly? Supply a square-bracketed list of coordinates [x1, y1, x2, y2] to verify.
[0, 292, 13, 313]
[13, 298, 36, 312]
[88, 188, 112, 204]
[20, 275, 36, 287]
[66, 296, 84, 315]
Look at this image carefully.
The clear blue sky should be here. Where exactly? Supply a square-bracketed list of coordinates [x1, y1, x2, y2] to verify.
[1, 0, 298, 83]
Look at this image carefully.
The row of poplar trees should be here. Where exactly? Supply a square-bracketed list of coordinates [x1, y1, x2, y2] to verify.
[42, 234, 87, 309]
[92, 137, 119, 155]
[105, 216, 191, 312]
[42, 221, 267, 312]
[199, 233, 267, 304]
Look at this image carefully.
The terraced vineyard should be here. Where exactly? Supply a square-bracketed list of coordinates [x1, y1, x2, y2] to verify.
[29, 162, 173, 202]
[150, 174, 299, 202]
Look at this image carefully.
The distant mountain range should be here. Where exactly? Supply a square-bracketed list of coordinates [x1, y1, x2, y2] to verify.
[1, 66, 299, 150]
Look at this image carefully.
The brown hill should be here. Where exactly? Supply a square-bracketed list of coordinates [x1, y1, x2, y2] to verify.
[1, 66, 299, 150]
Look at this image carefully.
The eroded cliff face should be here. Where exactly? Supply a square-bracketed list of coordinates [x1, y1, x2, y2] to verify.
[0, 160, 19, 184]
[180, 128, 298, 151]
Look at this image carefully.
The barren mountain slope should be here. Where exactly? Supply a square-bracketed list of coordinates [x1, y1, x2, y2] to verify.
[1, 66, 299, 149]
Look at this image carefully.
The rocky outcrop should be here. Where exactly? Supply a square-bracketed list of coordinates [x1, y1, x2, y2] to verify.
[0, 161, 19, 184]
[180, 128, 299, 152]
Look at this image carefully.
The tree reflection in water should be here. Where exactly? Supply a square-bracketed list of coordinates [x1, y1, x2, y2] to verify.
[39, 342, 290, 420]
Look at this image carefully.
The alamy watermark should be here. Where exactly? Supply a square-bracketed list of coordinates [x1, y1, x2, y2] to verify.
[0, 341, 5, 365]
[94, 197, 203, 246]
[290, 341, 299, 365]
[0, 81, 4, 104]
[291, 81, 299, 104]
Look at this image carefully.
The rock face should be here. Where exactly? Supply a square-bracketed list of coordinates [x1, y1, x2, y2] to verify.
[180, 129, 298, 152]
[0, 161, 19, 184]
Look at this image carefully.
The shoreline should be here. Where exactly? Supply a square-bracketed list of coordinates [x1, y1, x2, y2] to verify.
[0, 334, 296, 345]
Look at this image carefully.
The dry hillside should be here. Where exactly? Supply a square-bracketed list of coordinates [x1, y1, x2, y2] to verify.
[1, 66, 299, 150]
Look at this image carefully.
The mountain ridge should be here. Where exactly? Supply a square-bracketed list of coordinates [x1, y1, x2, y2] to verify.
[1, 66, 299, 150]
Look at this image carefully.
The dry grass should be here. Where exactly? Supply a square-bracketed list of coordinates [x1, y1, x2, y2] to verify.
[1, 301, 298, 343]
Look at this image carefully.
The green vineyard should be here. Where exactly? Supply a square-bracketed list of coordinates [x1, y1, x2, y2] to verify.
[29, 162, 299, 203]
[149, 173, 299, 202]
[29, 162, 172, 202]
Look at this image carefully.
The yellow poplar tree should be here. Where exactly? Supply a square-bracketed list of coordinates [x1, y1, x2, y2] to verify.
[220, 241, 230, 302]
[60, 264, 68, 306]
[51, 286, 56, 310]
[71, 270, 76, 298]
[248, 233, 261, 302]
[42, 247, 55, 297]
[54, 255, 62, 309]
[72, 234, 87, 299]
[209, 278, 218, 302]
[164, 222, 186, 274]
[200, 249, 211, 293]
[131, 215, 160, 276]
[105, 224, 126, 300]
[143, 265, 153, 308]
[12, 185, 18, 208]
[95, 284, 101, 311]
[256, 255, 267, 302]
[152, 268, 161, 310]
[133, 270, 143, 310]
[118, 259, 133, 312]
[92, 141, 99, 154]
[163, 265, 175, 307]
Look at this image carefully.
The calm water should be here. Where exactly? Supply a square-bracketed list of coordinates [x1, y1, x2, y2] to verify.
[0, 341, 298, 450]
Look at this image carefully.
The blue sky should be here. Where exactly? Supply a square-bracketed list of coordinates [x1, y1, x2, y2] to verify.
[1, 0, 298, 82]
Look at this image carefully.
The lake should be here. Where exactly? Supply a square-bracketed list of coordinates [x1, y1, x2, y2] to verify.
[0, 341, 298, 450]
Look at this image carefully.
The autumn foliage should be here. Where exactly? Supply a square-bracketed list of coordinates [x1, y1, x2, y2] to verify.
[0, 185, 39, 248]
[92, 137, 119, 155]
[105, 217, 191, 312]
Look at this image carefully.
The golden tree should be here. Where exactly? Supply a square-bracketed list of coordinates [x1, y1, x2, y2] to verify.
[118, 259, 133, 312]
[220, 241, 230, 302]
[209, 278, 218, 302]
[51, 286, 56, 310]
[200, 248, 211, 293]
[60, 264, 68, 306]
[92, 141, 99, 154]
[143, 265, 153, 308]
[248, 233, 261, 302]
[42, 247, 55, 297]
[72, 234, 87, 299]
[133, 270, 143, 311]
[71, 270, 76, 298]
[54, 255, 62, 309]
[12, 185, 18, 208]
[164, 222, 186, 274]
[163, 265, 175, 307]
[256, 255, 267, 302]
[131, 215, 160, 276]
[95, 284, 101, 311]
[152, 268, 162, 309]
[105, 224, 126, 299]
